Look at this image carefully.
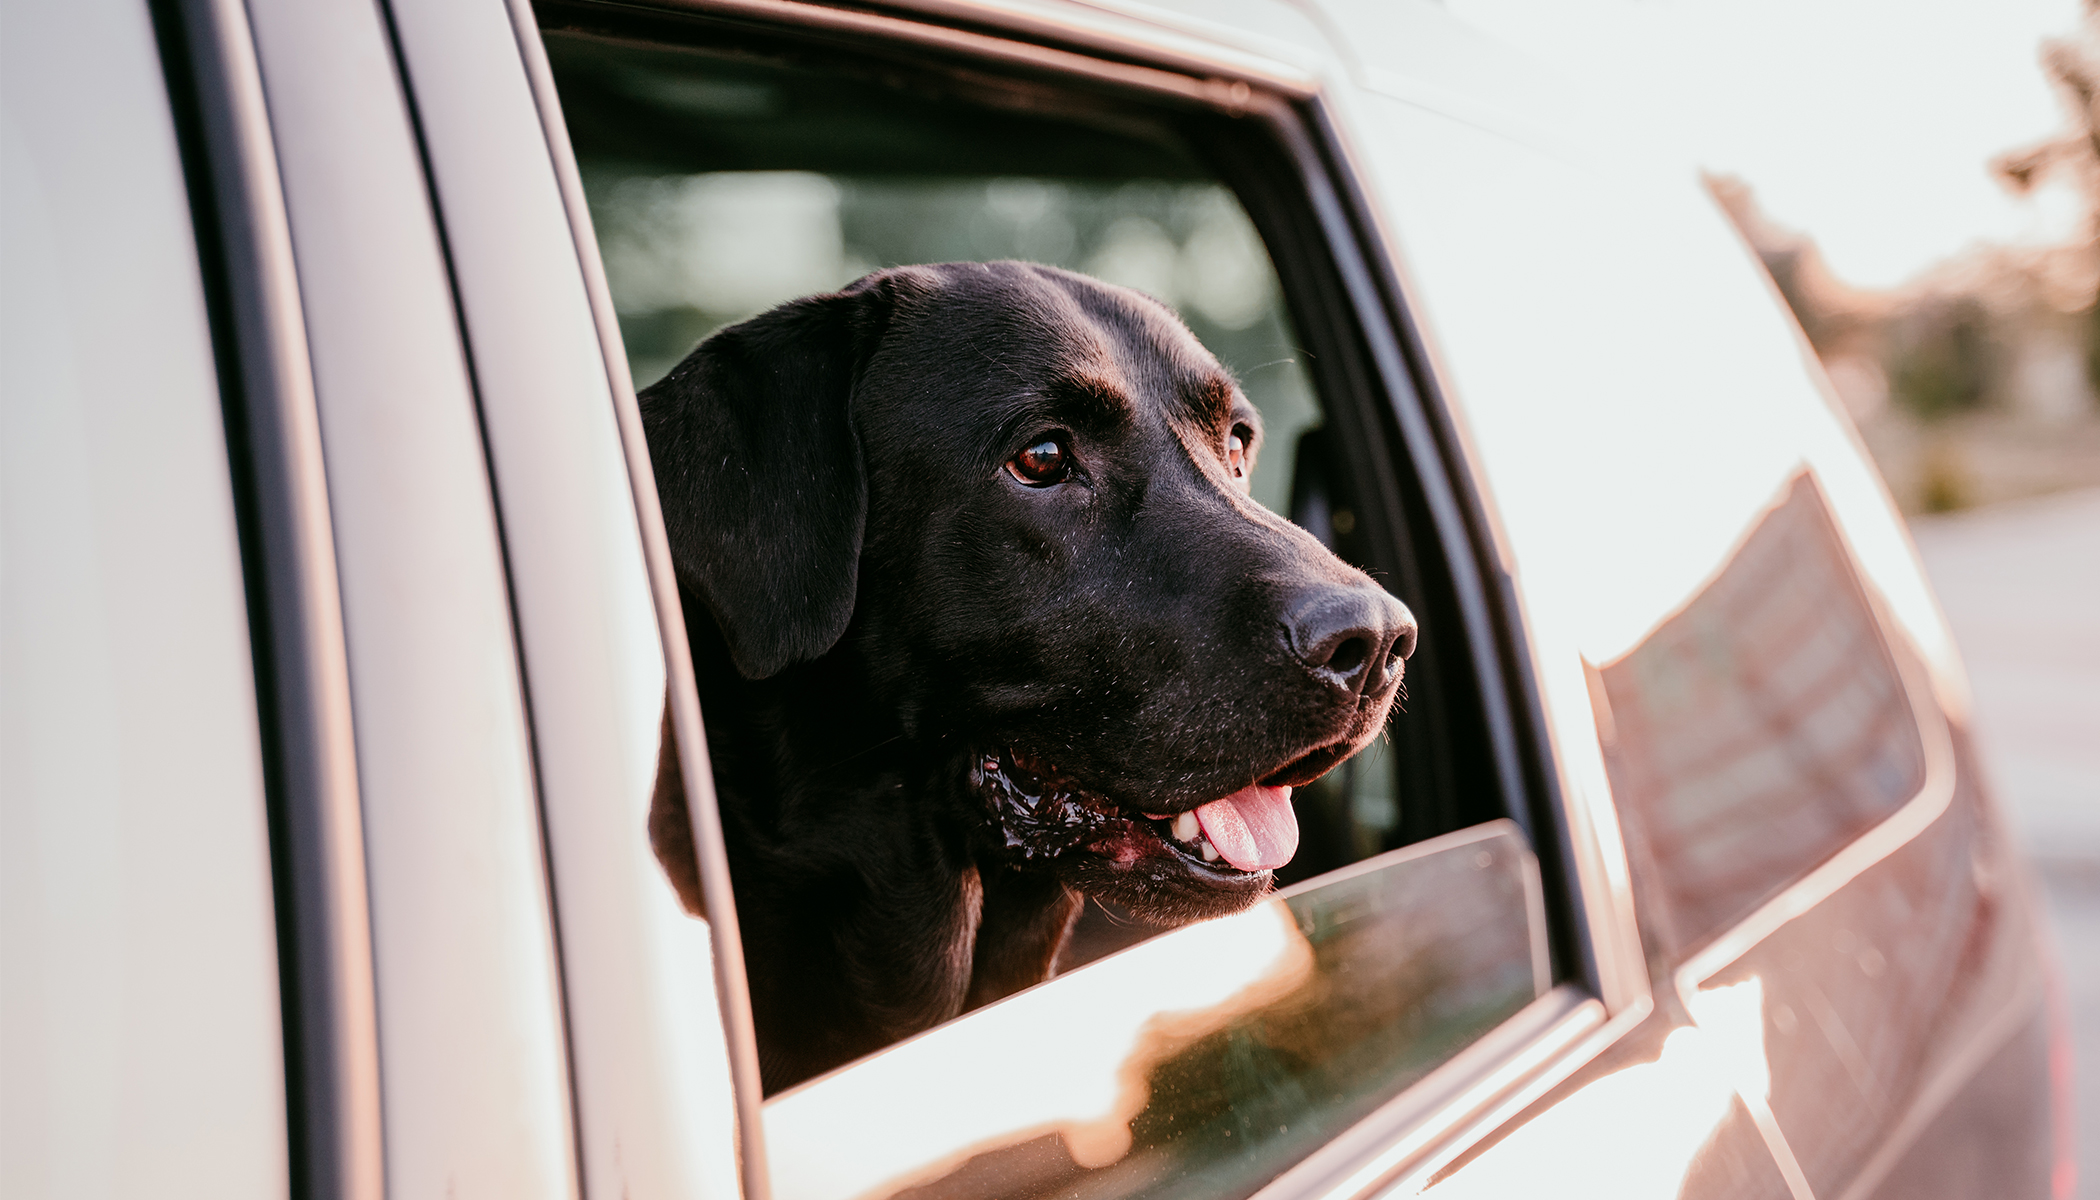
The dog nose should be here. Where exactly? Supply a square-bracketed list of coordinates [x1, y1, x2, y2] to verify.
[1284, 585, 1417, 699]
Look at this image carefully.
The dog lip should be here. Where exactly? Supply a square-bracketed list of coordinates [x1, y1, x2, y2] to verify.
[1130, 744, 1355, 818]
[1259, 741, 1354, 789]
[978, 747, 1273, 875]
[1155, 830, 1266, 877]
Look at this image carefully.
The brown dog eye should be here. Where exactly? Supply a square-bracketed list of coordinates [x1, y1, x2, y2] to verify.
[1227, 425, 1252, 479]
[1008, 436, 1071, 486]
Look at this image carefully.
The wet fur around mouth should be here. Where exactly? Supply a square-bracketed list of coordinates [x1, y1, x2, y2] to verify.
[969, 750, 1276, 914]
[641, 262, 1414, 1093]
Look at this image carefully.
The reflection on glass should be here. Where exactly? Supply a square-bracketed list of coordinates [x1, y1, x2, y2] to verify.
[1427, 979, 1784, 1200]
[1589, 472, 1926, 959]
[765, 822, 1547, 1200]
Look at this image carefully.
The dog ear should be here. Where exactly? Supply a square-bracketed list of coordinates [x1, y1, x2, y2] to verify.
[639, 276, 901, 679]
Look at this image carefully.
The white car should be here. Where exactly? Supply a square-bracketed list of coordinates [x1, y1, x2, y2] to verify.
[1, 0, 2065, 1197]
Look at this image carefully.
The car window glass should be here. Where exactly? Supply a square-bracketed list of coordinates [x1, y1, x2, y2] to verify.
[766, 821, 1548, 1200]
[1588, 471, 1928, 961]
[541, 16, 1548, 1169]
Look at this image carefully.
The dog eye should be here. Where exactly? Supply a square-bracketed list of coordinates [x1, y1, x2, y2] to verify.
[1227, 425, 1253, 479]
[1008, 436, 1072, 486]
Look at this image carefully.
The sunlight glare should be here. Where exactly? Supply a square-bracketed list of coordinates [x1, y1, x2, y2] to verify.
[1425, 978, 1770, 1198]
[763, 899, 1312, 1200]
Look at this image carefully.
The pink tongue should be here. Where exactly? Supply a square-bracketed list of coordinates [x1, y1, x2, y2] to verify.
[1193, 784, 1299, 872]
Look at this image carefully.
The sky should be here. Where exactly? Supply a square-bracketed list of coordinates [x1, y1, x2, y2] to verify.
[1442, 0, 2090, 291]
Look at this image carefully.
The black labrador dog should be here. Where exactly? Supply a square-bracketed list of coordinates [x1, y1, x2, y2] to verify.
[644, 262, 1414, 1093]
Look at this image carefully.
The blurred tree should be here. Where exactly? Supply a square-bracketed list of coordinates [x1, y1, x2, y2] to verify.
[1996, 0, 2100, 404]
[1887, 297, 1999, 420]
[1705, 174, 1855, 355]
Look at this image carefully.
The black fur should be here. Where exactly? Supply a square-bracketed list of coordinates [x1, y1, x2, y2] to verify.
[643, 262, 1414, 1093]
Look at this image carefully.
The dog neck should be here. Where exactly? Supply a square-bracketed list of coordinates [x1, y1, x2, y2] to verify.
[652, 594, 1079, 1093]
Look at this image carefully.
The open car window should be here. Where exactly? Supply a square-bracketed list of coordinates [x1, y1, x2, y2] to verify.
[768, 821, 1547, 1199]
[537, 5, 1568, 1193]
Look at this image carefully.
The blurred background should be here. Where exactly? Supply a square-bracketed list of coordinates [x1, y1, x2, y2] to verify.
[1446, 0, 2100, 1190]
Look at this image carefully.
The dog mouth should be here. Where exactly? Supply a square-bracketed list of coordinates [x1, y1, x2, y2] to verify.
[971, 749, 1303, 876]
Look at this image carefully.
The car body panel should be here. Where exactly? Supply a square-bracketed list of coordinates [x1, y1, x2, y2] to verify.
[242, 0, 580, 1193]
[0, 2, 288, 1194]
[385, 1, 747, 1196]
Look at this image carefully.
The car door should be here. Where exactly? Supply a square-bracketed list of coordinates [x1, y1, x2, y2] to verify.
[2, 2, 287, 1195]
[382, 2, 1784, 1198]
[382, 0, 1914, 1197]
[155, 0, 590, 1195]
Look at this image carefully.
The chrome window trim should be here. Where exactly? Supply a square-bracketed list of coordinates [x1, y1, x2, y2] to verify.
[515, 1, 1659, 1195]
[158, 3, 382, 1197]
[851, 0, 1329, 93]
[637, 0, 1317, 100]
[1374, 993, 1659, 1198]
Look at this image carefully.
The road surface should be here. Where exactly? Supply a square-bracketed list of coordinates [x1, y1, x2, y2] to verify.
[1911, 486, 2100, 1197]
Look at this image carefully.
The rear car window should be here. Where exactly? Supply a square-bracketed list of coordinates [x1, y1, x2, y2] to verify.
[767, 821, 1545, 1199]
[541, 9, 1560, 1194]
[544, 23, 1508, 886]
[1589, 471, 1929, 961]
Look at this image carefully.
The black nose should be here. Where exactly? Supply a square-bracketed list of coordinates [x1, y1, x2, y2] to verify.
[1284, 585, 1417, 699]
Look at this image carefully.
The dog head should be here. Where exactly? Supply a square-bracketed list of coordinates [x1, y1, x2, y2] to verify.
[643, 262, 1415, 922]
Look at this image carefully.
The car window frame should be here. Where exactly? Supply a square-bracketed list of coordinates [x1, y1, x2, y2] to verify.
[503, 0, 1657, 1196]
[3, 1, 294, 1191]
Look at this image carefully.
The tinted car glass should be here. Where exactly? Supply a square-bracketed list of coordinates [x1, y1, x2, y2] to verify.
[766, 822, 1548, 1200]
[1590, 471, 1928, 959]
